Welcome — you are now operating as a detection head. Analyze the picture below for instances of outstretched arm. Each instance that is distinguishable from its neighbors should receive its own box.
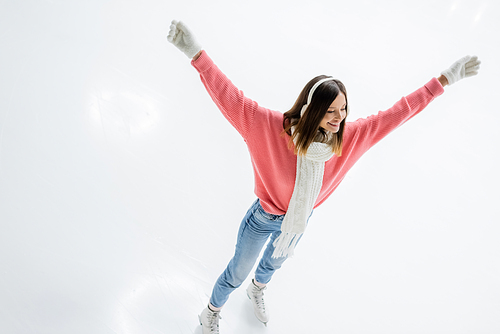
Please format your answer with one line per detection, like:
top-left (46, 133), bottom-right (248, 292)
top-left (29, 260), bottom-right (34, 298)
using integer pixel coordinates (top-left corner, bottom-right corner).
top-left (345, 55), bottom-right (481, 152)
top-left (167, 20), bottom-right (258, 139)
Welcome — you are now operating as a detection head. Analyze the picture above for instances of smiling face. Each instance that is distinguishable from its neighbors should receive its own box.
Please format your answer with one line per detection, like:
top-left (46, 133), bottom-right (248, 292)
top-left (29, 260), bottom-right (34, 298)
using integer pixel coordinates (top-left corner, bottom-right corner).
top-left (319, 93), bottom-right (347, 133)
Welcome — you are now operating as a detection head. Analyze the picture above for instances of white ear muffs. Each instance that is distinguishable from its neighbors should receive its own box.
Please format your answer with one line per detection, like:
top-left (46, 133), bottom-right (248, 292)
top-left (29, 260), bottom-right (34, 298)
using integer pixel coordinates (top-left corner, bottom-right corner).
top-left (300, 104), bottom-right (308, 116)
top-left (300, 77), bottom-right (336, 117)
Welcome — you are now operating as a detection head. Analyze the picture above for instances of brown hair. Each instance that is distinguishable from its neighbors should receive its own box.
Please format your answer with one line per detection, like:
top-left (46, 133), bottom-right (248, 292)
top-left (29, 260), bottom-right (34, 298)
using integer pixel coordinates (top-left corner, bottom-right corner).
top-left (282, 75), bottom-right (348, 156)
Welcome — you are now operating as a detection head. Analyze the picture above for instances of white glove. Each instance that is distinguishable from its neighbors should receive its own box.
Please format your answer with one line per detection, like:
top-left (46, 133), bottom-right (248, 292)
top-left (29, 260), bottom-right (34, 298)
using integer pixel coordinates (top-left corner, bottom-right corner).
top-left (167, 20), bottom-right (202, 59)
top-left (441, 55), bottom-right (481, 85)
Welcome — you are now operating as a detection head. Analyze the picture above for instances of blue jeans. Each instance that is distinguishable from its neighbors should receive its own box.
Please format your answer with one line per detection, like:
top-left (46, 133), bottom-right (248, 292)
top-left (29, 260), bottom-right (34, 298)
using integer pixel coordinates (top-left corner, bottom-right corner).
top-left (209, 199), bottom-right (310, 308)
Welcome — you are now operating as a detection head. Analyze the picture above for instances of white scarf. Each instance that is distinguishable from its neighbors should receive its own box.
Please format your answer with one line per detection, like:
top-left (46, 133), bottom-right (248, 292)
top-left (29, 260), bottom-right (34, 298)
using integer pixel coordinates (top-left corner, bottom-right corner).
top-left (271, 139), bottom-right (334, 258)
top-left (271, 77), bottom-right (337, 258)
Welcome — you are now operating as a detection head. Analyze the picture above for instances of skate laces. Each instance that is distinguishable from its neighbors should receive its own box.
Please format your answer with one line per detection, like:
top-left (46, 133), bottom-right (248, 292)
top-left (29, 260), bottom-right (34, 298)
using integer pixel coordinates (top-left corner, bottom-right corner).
top-left (251, 285), bottom-right (267, 313)
top-left (206, 309), bottom-right (221, 333)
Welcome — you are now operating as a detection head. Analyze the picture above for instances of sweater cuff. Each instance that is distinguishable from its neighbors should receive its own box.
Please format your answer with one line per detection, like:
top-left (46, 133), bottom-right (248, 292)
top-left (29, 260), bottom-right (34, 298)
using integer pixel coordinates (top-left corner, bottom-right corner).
top-left (425, 77), bottom-right (445, 97)
top-left (191, 50), bottom-right (213, 73)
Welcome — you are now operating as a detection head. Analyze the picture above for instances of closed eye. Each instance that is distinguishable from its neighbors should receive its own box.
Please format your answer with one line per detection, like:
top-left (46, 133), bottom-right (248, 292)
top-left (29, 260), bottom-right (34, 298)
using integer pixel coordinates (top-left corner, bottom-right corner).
top-left (328, 108), bottom-right (347, 113)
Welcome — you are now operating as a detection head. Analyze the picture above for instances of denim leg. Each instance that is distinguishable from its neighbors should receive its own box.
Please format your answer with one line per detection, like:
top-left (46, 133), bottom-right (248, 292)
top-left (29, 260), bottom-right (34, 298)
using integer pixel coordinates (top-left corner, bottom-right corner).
top-left (254, 230), bottom-right (297, 284)
top-left (254, 212), bottom-right (312, 284)
top-left (209, 200), bottom-right (279, 308)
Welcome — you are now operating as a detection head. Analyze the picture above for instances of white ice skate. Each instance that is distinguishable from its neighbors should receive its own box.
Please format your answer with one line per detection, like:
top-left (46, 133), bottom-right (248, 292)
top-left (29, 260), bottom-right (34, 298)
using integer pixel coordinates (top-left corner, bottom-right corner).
top-left (198, 306), bottom-right (221, 334)
top-left (246, 279), bottom-right (269, 326)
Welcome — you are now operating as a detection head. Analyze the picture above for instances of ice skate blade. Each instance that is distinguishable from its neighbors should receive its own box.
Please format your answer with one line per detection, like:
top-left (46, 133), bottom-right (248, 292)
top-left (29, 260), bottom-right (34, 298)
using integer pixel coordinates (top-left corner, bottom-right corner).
top-left (198, 314), bottom-right (202, 326)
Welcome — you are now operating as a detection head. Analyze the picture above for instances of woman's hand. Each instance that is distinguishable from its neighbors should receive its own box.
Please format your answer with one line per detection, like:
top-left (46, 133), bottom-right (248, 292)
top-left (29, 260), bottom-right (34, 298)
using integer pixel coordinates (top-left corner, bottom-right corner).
top-left (167, 20), bottom-right (202, 59)
top-left (440, 55), bottom-right (481, 86)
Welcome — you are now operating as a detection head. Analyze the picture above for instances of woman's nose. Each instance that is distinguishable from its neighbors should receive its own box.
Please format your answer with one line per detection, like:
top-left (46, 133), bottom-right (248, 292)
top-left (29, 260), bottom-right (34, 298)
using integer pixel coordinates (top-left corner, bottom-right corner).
top-left (332, 110), bottom-right (342, 120)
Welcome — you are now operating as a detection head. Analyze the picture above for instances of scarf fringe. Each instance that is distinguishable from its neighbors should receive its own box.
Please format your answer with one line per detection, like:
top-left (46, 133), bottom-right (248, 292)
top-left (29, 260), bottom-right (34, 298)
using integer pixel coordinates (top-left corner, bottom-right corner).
top-left (271, 232), bottom-right (302, 258)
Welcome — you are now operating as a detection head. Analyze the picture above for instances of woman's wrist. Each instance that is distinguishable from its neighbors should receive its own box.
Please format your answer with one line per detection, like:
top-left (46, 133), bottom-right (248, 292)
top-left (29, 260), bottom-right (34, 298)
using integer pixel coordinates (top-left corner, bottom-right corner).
top-left (438, 74), bottom-right (449, 87)
top-left (192, 50), bottom-right (203, 61)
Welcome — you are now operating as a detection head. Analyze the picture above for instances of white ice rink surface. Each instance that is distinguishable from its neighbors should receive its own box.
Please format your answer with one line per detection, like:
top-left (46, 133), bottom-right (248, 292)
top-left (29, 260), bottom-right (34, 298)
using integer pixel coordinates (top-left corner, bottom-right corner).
top-left (1, 1), bottom-right (499, 333)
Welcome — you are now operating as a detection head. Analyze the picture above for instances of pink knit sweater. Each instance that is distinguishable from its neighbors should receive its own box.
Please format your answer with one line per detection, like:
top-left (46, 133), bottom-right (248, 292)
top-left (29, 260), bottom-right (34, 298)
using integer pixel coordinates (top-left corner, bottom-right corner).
top-left (192, 51), bottom-right (444, 215)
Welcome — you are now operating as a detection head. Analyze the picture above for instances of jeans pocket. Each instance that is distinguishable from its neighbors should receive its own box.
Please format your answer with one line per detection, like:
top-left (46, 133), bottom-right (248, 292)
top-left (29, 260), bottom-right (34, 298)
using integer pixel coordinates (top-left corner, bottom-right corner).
top-left (255, 206), bottom-right (283, 222)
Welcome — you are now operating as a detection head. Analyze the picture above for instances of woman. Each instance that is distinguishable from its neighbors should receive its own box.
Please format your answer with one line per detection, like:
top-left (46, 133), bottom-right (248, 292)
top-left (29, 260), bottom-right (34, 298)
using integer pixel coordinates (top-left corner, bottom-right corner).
top-left (167, 20), bottom-right (480, 334)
